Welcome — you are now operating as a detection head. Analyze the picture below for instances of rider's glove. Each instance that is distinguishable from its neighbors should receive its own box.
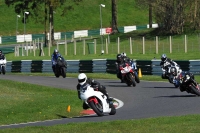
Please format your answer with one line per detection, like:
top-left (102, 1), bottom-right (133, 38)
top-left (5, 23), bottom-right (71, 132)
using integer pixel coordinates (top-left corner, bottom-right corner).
top-left (93, 85), bottom-right (98, 91)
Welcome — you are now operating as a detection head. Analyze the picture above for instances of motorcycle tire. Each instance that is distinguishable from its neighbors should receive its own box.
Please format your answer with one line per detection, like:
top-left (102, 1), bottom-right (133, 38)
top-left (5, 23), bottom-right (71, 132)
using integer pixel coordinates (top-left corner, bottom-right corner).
top-left (55, 72), bottom-right (60, 78)
top-left (88, 101), bottom-right (104, 116)
top-left (189, 84), bottom-right (200, 96)
top-left (109, 103), bottom-right (116, 115)
top-left (2, 66), bottom-right (5, 75)
top-left (135, 74), bottom-right (140, 83)
top-left (61, 67), bottom-right (66, 78)
top-left (128, 73), bottom-right (136, 87)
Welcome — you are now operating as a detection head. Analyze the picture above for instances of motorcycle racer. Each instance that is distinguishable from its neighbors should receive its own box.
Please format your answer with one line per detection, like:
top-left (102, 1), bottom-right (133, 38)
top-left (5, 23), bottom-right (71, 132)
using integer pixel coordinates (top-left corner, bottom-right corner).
top-left (51, 49), bottom-right (66, 74)
top-left (160, 54), bottom-right (181, 79)
top-left (77, 73), bottom-right (112, 109)
top-left (0, 50), bottom-right (6, 73)
top-left (0, 50), bottom-right (5, 60)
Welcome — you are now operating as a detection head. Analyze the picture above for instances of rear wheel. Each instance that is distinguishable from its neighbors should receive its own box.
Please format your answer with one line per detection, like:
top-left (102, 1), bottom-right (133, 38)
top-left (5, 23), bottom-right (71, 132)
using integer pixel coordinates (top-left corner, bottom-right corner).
top-left (88, 101), bottom-right (104, 116)
top-left (135, 73), bottom-right (140, 83)
top-left (2, 66), bottom-right (5, 75)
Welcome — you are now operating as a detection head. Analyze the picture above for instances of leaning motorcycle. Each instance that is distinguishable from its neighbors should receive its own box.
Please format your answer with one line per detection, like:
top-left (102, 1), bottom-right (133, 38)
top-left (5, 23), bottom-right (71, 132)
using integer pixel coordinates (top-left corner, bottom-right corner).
top-left (0, 58), bottom-right (7, 75)
top-left (80, 83), bottom-right (116, 116)
top-left (162, 65), bottom-right (180, 87)
top-left (54, 56), bottom-right (67, 78)
top-left (168, 66), bottom-right (180, 88)
top-left (120, 63), bottom-right (136, 87)
top-left (178, 71), bottom-right (200, 96)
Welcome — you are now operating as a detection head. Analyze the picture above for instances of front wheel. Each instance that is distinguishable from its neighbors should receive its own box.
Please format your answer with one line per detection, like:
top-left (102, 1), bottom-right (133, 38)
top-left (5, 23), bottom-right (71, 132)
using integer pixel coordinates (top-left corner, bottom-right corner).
top-left (61, 67), bottom-right (66, 78)
top-left (88, 101), bottom-right (104, 116)
top-left (190, 84), bottom-right (200, 96)
top-left (109, 103), bottom-right (116, 115)
top-left (128, 73), bottom-right (136, 87)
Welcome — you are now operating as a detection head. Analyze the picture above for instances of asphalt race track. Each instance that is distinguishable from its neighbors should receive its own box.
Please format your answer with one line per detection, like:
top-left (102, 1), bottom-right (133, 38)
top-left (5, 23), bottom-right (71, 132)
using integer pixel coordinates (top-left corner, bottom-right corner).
top-left (1, 74), bottom-right (200, 129)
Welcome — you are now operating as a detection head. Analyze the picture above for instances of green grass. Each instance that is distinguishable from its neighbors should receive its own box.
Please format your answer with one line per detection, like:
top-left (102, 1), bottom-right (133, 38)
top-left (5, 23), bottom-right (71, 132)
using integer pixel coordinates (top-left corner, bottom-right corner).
top-left (0, 0), bottom-right (149, 36)
top-left (0, 79), bottom-right (82, 125)
top-left (1, 115), bottom-right (200, 133)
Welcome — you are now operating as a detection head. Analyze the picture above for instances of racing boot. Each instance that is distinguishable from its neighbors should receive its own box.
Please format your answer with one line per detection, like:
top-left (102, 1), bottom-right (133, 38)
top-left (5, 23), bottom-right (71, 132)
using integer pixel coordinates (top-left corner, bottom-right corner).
top-left (105, 93), bottom-right (113, 107)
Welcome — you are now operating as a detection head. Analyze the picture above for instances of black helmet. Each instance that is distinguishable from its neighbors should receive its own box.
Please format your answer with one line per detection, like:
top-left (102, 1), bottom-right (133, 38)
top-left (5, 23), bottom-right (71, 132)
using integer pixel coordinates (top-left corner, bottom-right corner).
top-left (161, 54), bottom-right (167, 62)
top-left (116, 54), bottom-right (122, 62)
top-left (170, 67), bottom-right (177, 76)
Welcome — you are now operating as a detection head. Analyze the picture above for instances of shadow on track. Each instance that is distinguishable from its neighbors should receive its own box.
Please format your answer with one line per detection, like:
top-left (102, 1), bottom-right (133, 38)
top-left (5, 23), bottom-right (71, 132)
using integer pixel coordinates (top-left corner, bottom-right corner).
top-left (154, 95), bottom-right (197, 98)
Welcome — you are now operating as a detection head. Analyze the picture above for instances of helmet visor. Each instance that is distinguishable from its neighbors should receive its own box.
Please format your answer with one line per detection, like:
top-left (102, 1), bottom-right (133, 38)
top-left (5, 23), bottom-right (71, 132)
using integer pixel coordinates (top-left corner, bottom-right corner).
top-left (78, 78), bottom-right (85, 83)
top-left (161, 58), bottom-right (166, 61)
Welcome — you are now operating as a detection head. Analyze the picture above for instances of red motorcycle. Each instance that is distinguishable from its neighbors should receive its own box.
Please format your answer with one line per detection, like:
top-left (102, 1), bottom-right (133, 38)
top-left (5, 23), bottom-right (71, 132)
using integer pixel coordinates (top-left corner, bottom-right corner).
top-left (120, 63), bottom-right (136, 87)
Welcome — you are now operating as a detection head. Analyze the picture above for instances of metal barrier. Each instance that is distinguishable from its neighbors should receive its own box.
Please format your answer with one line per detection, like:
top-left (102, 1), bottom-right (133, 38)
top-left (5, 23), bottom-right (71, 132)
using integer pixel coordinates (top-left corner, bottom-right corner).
top-left (5, 59), bottom-right (200, 75)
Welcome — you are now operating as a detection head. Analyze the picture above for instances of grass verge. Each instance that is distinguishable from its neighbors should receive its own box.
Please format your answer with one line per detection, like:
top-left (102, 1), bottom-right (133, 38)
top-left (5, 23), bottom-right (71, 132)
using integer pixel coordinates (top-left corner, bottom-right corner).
top-left (0, 79), bottom-right (82, 125)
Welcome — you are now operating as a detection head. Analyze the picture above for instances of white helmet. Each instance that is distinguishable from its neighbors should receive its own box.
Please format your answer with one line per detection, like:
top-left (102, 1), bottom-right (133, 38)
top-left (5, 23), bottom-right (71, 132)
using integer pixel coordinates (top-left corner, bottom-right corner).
top-left (121, 52), bottom-right (126, 57)
top-left (78, 73), bottom-right (87, 85)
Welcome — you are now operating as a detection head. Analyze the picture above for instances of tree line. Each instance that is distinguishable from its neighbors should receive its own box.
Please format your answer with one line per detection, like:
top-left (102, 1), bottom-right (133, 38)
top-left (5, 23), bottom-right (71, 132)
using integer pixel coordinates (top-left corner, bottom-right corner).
top-left (135, 0), bottom-right (200, 34)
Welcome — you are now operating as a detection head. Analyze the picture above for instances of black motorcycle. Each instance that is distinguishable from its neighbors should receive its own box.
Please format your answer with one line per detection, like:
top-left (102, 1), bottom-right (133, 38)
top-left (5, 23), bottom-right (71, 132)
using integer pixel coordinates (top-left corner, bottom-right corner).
top-left (54, 56), bottom-right (67, 78)
top-left (178, 71), bottom-right (200, 96)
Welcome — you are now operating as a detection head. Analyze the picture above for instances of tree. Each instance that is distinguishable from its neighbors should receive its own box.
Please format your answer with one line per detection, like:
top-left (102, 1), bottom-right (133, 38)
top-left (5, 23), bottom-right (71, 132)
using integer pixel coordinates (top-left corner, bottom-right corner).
top-left (135, 0), bottom-right (154, 28)
top-left (111, 0), bottom-right (119, 34)
top-left (186, 0), bottom-right (200, 31)
top-left (4, 0), bottom-right (82, 46)
top-left (153, 0), bottom-right (187, 34)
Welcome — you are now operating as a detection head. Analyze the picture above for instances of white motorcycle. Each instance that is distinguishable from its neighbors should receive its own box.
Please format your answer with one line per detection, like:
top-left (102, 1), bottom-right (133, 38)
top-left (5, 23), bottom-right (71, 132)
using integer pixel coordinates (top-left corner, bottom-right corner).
top-left (0, 58), bottom-right (7, 75)
top-left (80, 83), bottom-right (116, 116)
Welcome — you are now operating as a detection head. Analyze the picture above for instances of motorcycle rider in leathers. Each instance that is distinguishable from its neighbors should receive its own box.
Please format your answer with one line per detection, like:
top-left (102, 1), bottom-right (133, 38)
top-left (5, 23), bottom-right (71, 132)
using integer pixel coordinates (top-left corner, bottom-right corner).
top-left (160, 54), bottom-right (181, 81)
top-left (51, 49), bottom-right (66, 74)
top-left (115, 54), bottom-right (124, 82)
top-left (0, 50), bottom-right (5, 73)
top-left (170, 67), bottom-right (194, 92)
top-left (116, 52), bottom-right (138, 83)
top-left (77, 73), bottom-right (112, 109)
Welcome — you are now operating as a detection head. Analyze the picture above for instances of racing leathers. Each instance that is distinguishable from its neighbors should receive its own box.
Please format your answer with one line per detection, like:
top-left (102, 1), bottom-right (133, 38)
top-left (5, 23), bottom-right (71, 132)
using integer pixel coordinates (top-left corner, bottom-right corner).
top-left (160, 58), bottom-right (181, 79)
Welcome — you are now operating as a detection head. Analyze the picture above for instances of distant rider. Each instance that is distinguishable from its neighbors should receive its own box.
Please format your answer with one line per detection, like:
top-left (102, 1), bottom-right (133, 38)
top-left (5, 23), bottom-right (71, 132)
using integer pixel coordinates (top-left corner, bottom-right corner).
top-left (51, 49), bottom-right (65, 73)
top-left (77, 73), bottom-right (112, 109)
top-left (0, 50), bottom-right (6, 73)
top-left (169, 67), bottom-right (182, 87)
top-left (0, 50), bottom-right (5, 60)
top-left (115, 54), bottom-right (124, 82)
top-left (160, 54), bottom-right (181, 80)
top-left (119, 52), bottom-right (139, 83)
